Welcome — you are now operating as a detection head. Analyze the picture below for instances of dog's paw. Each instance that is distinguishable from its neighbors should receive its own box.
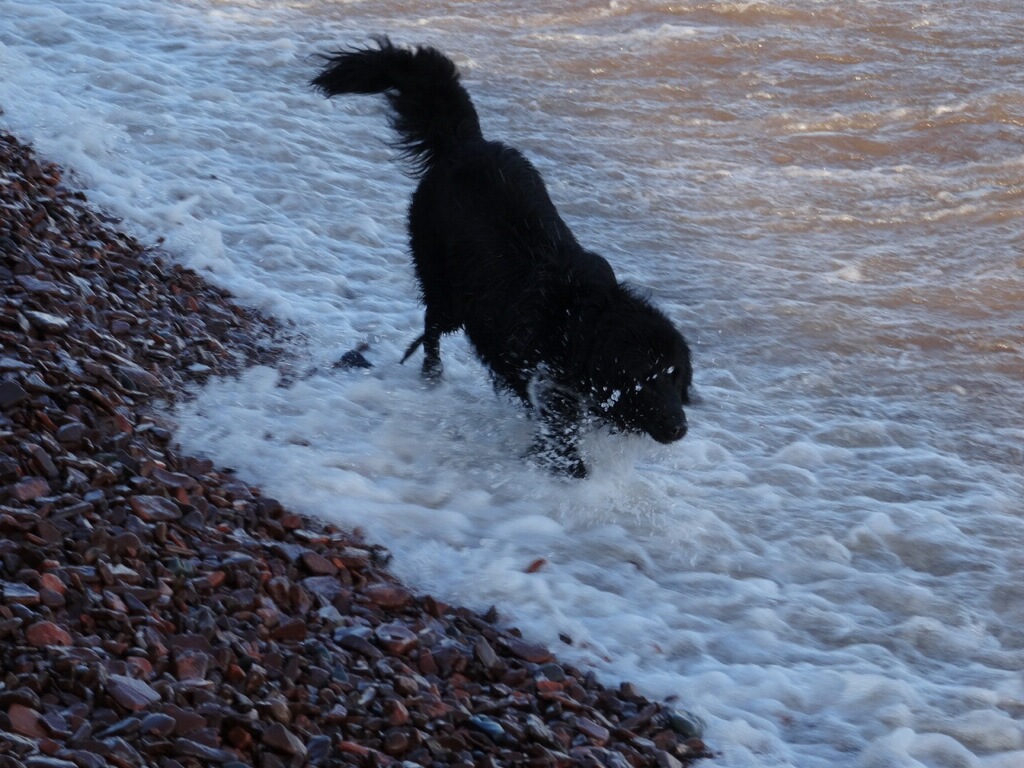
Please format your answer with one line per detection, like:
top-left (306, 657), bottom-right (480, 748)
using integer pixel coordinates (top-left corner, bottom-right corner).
top-left (526, 439), bottom-right (588, 479)
top-left (421, 357), bottom-right (443, 386)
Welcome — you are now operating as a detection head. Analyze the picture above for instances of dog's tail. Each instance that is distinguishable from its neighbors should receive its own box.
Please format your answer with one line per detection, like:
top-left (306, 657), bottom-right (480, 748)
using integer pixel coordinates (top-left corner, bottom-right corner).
top-left (311, 36), bottom-right (483, 175)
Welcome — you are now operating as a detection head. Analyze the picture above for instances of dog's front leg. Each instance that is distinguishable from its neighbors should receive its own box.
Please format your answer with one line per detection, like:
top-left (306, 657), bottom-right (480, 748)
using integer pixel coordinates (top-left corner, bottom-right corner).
top-left (527, 377), bottom-right (587, 478)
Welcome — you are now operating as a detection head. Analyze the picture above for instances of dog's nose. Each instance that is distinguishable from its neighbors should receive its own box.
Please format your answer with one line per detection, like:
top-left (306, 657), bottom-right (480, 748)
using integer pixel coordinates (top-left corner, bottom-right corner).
top-left (668, 420), bottom-right (687, 442)
top-left (651, 413), bottom-right (687, 444)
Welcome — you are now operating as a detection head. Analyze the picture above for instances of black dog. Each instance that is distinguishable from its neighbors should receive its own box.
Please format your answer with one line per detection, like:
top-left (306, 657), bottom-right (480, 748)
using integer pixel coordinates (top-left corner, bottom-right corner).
top-left (312, 38), bottom-right (692, 477)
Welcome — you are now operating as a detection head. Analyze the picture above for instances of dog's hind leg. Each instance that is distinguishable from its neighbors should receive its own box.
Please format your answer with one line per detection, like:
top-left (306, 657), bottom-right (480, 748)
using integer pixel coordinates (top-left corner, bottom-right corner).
top-left (527, 378), bottom-right (587, 478)
top-left (420, 318), bottom-right (443, 383)
top-left (400, 311), bottom-right (446, 384)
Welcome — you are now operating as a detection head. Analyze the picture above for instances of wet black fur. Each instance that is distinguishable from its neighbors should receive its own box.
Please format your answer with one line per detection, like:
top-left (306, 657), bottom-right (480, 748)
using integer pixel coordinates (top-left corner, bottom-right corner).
top-left (312, 37), bottom-right (692, 477)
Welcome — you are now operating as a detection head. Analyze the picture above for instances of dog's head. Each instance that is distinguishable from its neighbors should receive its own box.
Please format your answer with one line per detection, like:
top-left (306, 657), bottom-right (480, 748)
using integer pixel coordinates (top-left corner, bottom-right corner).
top-left (586, 307), bottom-right (692, 444)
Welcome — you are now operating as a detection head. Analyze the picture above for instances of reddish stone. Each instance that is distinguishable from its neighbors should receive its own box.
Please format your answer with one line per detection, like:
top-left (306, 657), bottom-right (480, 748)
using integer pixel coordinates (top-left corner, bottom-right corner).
top-left (525, 557), bottom-right (547, 573)
top-left (10, 476), bottom-right (49, 502)
top-left (25, 620), bottom-right (72, 647)
top-left (334, 547), bottom-right (372, 568)
top-left (576, 716), bottom-right (610, 746)
top-left (423, 595), bottom-right (450, 617)
top-left (112, 532), bottom-right (143, 557)
top-left (501, 636), bottom-right (553, 664)
top-left (125, 657), bottom-right (154, 679)
top-left (174, 650), bottom-right (211, 680)
top-left (375, 622), bottom-right (418, 655)
top-left (8, 703), bottom-right (46, 738)
top-left (337, 741), bottom-right (370, 757)
top-left (364, 582), bottom-right (412, 609)
top-left (411, 693), bottom-right (450, 720)
top-left (279, 513), bottom-right (303, 529)
top-left (270, 617), bottom-right (307, 642)
top-left (226, 663), bottom-right (246, 682)
top-left (37, 736), bottom-right (61, 755)
top-left (385, 699), bottom-right (410, 726)
top-left (417, 647), bottom-right (438, 676)
top-left (128, 494), bottom-right (181, 522)
top-left (226, 725), bottom-right (254, 749)
top-left (164, 704), bottom-right (207, 734)
top-left (255, 607), bottom-right (283, 628)
top-left (300, 550), bottom-right (338, 576)
top-left (39, 572), bottom-right (66, 594)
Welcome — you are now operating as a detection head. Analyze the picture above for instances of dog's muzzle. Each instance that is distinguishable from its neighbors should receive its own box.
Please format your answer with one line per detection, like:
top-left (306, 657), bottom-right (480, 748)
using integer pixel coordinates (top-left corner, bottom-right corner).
top-left (649, 411), bottom-right (688, 444)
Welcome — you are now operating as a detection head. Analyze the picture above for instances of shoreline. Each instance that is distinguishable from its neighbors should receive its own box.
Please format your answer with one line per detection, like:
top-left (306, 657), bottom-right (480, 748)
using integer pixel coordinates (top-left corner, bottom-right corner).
top-left (0, 131), bottom-right (710, 767)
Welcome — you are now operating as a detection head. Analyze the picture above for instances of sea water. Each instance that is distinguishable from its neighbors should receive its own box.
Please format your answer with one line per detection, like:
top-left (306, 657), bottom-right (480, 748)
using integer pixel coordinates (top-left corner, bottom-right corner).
top-left (2, 1), bottom-right (1022, 766)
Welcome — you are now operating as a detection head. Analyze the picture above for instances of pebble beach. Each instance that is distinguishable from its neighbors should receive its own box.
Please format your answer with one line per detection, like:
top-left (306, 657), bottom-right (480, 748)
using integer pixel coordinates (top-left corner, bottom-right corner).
top-left (0, 131), bottom-right (711, 768)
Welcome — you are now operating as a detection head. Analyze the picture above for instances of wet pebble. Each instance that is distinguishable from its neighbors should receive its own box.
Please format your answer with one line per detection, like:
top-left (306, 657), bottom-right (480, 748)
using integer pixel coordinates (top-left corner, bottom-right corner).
top-left (24, 620), bottom-right (72, 647)
top-left (105, 675), bottom-right (161, 711)
top-left (7, 703), bottom-right (47, 739)
top-left (138, 712), bottom-right (176, 737)
top-left (128, 494), bottom-right (181, 522)
top-left (261, 723), bottom-right (306, 758)
top-left (374, 621), bottom-right (418, 655)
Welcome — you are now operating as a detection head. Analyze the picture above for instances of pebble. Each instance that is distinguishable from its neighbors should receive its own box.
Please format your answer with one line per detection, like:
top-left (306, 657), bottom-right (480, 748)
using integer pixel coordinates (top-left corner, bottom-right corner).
top-left (0, 131), bottom-right (711, 768)
top-left (105, 675), bottom-right (161, 711)
top-left (23, 310), bottom-right (70, 333)
top-left (577, 715), bottom-right (611, 746)
top-left (9, 476), bottom-right (50, 502)
top-left (23, 757), bottom-right (79, 768)
top-left (24, 621), bottom-right (72, 647)
top-left (501, 635), bottom-right (556, 664)
top-left (138, 712), bottom-right (176, 736)
top-left (128, 494), bottom-right (181, 521)
top-left (375, 621), bottom-right (418, 655)
top-left (8, 703), bottom-right (47, 739)
top-left (261, 723), bottom-right (307, 758)
top-left (364, 581), bottom-right (413, 608)
top-left (2, 581), bottom-right (41, 606)
top-left (0, 379), bottom-right (29, 408)
top-left (300, 550), bottom-right (338, 575)
top-left (469, 714), bottom-right (507, 741)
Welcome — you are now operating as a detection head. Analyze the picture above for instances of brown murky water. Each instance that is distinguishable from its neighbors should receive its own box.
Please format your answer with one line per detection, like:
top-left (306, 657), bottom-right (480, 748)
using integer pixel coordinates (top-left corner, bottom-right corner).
top-left (319, 0), bottom-right (1023, 471)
